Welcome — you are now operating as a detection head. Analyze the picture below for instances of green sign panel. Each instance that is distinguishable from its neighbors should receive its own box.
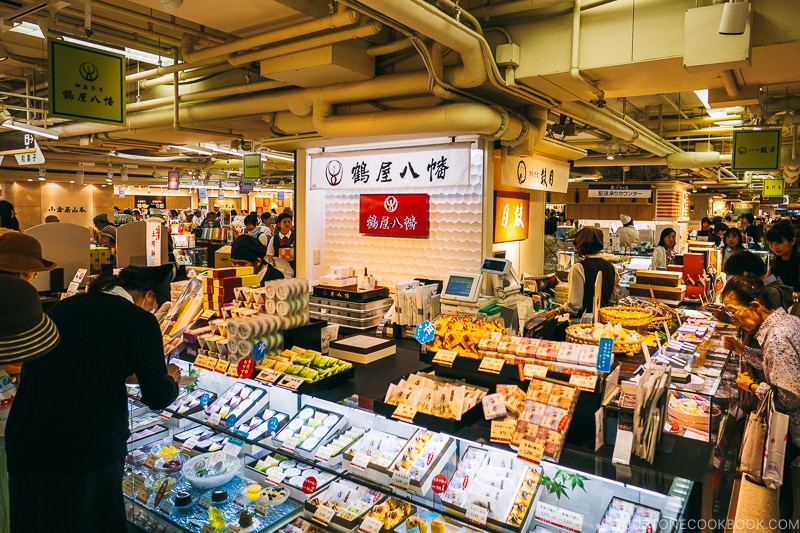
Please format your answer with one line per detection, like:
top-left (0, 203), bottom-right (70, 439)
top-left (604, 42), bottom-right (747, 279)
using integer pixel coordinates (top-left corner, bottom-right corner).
top-left (49, 39), bottom-right (125, 125)
top-left (732, 130), bottom-right (781, 171)
top-left (763, 178), bottom-right (785, 197)
top-left (243, 153), bottom-right (261, 179)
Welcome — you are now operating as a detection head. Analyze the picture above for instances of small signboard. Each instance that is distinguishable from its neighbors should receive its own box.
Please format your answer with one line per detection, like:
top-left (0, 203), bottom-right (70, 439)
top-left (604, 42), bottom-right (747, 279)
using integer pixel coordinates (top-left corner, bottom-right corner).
top-left (733, 130), bottom-right (781, 170)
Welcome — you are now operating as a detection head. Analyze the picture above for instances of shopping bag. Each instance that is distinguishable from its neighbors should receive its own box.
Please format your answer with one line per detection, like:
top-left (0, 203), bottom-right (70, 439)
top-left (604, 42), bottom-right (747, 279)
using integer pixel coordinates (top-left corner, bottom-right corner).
top-left (762, 392), bottom-right (789, 489)
top-left (738, 389), bottom-right (770, 482)
top-left (0, 369), bottom-right (16, 437)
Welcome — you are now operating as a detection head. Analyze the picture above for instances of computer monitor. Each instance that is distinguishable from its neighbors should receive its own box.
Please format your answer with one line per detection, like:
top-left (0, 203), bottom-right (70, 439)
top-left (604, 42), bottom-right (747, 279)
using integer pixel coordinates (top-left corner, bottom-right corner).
top-left (481, 257), bottom-right (511, 276)
top-left (441, 272), bottom-right (482, 303)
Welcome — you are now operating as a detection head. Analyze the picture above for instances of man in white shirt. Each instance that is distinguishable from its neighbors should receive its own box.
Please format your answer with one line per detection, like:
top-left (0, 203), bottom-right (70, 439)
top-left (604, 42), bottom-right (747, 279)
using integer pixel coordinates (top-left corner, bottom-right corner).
top-left (617, 214), bottom-right (640, 249)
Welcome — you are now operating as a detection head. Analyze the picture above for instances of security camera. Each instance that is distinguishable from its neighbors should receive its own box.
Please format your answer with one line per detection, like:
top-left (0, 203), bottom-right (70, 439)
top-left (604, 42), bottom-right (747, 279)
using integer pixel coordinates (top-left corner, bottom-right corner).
top-left (593, 99), bottom-right (607, 109)
top-left (84, 26), bottom-right (93, 38)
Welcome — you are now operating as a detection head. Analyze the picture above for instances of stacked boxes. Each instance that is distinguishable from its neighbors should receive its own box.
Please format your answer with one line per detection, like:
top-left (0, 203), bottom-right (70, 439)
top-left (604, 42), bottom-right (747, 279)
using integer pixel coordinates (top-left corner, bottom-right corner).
top-left (201, 266), bottom-right (257, 312)
top-left (90, 246), bottom-right (112, 272)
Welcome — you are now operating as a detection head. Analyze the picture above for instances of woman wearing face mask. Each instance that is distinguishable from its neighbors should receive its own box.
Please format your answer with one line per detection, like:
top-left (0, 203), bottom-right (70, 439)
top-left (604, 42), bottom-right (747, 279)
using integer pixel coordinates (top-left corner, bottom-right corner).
top-left (6, 264), bottom-right (180, 533)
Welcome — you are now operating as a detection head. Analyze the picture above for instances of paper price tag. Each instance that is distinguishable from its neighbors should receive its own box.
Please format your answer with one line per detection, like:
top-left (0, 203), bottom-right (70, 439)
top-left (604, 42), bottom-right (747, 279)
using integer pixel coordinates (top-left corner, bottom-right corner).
top-left (391, 403), bottom-right (418, 422)
top-left (432, 349), bottom-right (458, 367)
top-left (359, 516), bottom-right (385, 533)
top-left (182, 437), bottom-right (200, 450)
top-left (208, 413), bottom-right (222, 426)
top-left (466, 503), bottom-right (490, 526)
top-left (519, 363), bottom-right (548, 381)
top-left (390, 470), bottom-right (411, 491)
top-left (517, 437), bottom-right (545, 465)
top-left (135, 488), bottom-right (150, 505)
top-left (314, 445), bottom-right (335, 463)
top-left (233, 492), bottom-right (249, 507)
top-left (227, 526), bottom-right (242, 533)
top-left (349, 451), bottom-right (372, 471)
top-left (266, 468), bottom-right (286, 485)
top-left (159, 410), bottom-right (173, 420)
top-left (280, 435), bottom-right (299, 452)
top-left (478, 357), bottom-right (505, 374)
top-left (158, 498), bottom-right (174, 515)
top-left (534, 501), bottom-right (583, 533)
top-left (490, 420), bottom-right (516, 443)
top-left (122, 474), bottom-right (145, 496)
top-left (214, 358), bottom-right (230, 373)
top-left (278, 375), bottom-right (305, 391)
top-left (194, 355), bottom-right (216, 370)
top-left (312, 504), bottom-right (337, 526)
top-left (569, 374), bottom-right (598, 392)
top-left (255, 368), bottom-right (283, 384)
top-left (201, 523), bottom-right (216, 533)
top-left (143, 454), bottom-right (158, 469)
top-left (254, 500), bottom-right (269, 516)
top-left (222, 440), bottom-right (243, 458)
top-left (198, 492), bottom-right (212, 509)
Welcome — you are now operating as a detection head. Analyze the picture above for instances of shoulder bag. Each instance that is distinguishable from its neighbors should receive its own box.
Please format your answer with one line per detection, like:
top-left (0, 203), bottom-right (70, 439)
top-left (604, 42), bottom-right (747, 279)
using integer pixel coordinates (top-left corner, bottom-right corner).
top-left (738, 388), bottom-right (770, 483)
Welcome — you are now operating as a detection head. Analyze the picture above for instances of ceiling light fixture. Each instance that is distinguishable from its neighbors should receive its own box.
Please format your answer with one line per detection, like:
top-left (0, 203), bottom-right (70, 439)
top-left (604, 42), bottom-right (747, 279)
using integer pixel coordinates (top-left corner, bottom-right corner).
top-left (701, 184), bottom-right (708, 189)
top-left (169, 144), bottom-right (213, 156)
top-left (2, 119), bottom-right (59, 139)
top-left (60, 35), bottom-right (174, 66)
top-left (719, 0), bottom-right (749, 35)
top-left (606, 145), bottom-right (615, 161)
top-left (38, 168), bottom-right (45, 181)
top-left (260, 152), bottom-right (295, 162)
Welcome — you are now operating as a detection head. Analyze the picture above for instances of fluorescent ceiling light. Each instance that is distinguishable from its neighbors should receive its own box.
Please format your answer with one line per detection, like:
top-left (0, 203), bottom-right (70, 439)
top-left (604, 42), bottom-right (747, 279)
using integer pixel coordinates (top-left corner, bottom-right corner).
top-left (208, 146), bottom-right (243, 157)
top-left (2, 119), bottom-right (59, 139)
top-left (170, 144), bottom-right (213, 156)
top-left (9, 22), bottom-right (44, 38)
top-left (261, 151), bottom-right (294, 162)
top-left (60, 36), bottom-right (174, 66)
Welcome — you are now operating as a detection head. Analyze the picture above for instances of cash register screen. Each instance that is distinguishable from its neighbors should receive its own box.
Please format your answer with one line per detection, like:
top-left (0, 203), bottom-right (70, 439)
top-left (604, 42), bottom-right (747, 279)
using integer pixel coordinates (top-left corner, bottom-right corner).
top-left (442, 272), bottom-right (481, 303)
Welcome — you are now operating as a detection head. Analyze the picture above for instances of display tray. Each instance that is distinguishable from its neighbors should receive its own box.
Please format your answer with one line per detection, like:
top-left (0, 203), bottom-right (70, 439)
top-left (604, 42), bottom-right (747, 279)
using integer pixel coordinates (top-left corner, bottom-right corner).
top-left (598, 496), bottom-right (661, 533)
top-left (296, 365), bottom-right (355, 394)
top-left (245, 452), bottom-right (339, 501)
top-left (310, 296), bottom-right (394, 312)
top-left (310, 310), bottom-right (386, 329)
top-left (329, 334), bottom-right (396, 364)
top-left (304, 478), bottom-right (385, 533)
top-left (312, 285), bottom-right (390, 303)
top-left (373, 393), bottom-right (483, 435)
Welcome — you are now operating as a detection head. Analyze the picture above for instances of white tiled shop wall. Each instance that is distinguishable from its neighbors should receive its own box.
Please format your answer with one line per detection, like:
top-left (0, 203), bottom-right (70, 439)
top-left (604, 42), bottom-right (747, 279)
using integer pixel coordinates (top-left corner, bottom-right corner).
top-left (322, 153), bottom-right (484, 288)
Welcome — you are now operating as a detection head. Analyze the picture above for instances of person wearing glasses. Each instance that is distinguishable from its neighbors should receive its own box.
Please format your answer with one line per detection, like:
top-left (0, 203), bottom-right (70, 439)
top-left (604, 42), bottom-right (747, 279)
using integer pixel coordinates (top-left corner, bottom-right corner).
top-left (722, 274), bottom-right (800, 523)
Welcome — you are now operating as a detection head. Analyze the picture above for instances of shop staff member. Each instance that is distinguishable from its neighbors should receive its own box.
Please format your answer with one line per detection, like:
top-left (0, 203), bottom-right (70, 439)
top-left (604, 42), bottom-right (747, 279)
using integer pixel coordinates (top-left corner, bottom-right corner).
top-left (617, 214), bottom-right (639, 249)
top-left (564, 227), bottom-right (619, 318)
top-left (6, 264), bottom-right (181, 533)
top-left (268, 212), bottom-right (295, 275)
top-left (230, 235), bottom-right (284, 284)
top-left (651, 227), bottom-right (677, 269)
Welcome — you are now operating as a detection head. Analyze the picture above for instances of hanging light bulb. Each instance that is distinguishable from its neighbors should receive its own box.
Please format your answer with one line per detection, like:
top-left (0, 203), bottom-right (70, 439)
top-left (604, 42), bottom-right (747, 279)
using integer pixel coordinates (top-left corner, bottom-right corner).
top-left (38, 168), bottom-right (46, 181)
top-left (606, 145), bottom-right (615, 161)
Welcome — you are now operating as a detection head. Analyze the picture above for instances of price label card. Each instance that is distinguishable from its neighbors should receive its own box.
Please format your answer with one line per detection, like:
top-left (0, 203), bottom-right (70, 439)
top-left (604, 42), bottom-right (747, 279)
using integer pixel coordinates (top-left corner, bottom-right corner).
top-left (278, 375), bottom-right (305, 391)
top-left (143, 454), bottom-right (158, 469)
top-left (182, 437), bottom-right (200, 450)
top-left (227, 526), bottom-right (242, 533)
top-left (478, 357), bottom-right (505, 374)
top-left (159, 410), bottom-right (173, 420)
top-left (233, 492), bottom-right (249, 507)
top-left (534, 501), bottom-right (584, 533)
top-left (490, 420), bottom-right (516, 443)
top-left (222, 440), bottom-right (243, 458)
top-left (597, 337), bottom-right (614, 372)
top-left (122, 474), bottom-right (145, 496)
top-left (201, 523), bottom-right (216, 533)
top-left (255, 368), bottom-right (283, 384)
top-left (314, 445), bottom-right (335, 463)
top-left (569, 374), bottom-right (598, 392)
top-left (194, 355), bottom-right (216, 370)
top-left (135, 488), bottom-right (151, 505)
top-left (198, 492), bottom-right (212, 509)
top-left (280, 435), bottom-right (299, 452)
top-left (312, 504), bottom-right (337, 526)
top-left (432, 349), bottom-right (458, 367)
top-left (158, 498), bottom-right (174, 515)
top-left (254, 500), bottom-right (269, 516)
top-left (302, 477), bottom-right (318, 494)
top-left (214, 358), bottom-right (230, 373)
top-left (359, 516), bottom-right (385, 533)
top-left (349, 451), bottom-right (372, 471)
top-left (390, 470), bottom-right (411, 491)
top-left (466, 503), bottom-right (490, 526)
top-left (266, 468), bottom-right (287, 485)
top-left (519, 363), bottom-right (548, 381)
top-left (391, 403), bottom-right (418, 422)
top-left (208, 413), bottom-right (222, 426)
top-left (517, 437), bottom-right (545, 465)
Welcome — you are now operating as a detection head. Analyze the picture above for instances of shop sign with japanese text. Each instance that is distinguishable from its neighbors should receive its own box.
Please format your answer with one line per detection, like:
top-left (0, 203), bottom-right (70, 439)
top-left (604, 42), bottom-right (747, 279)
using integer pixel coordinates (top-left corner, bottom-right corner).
top-left (587, 184), bottom-right (652, 198)
top-left (134, 195), bottom-right (167, 210)
top-left (762, 178), bottom-right (784, 197)
top-left (0, 131), bottom-right (36, 155)
top-left (49, 39), bottom-right (125, 125)
top-left (359, 194), bottom-right (429, 237)
top-left (733, 130), bottom-right (781, 171)
top-left (14, 141), bottom-right (45, 165)
top-left (310, 143), bottom-right (471, 190)
top-left (146, 222), bottom-right (163, 266)
top-left (41, 183), bottom-right (93, 226)
top-left (494, 191), bottom-right (529, 243)
top-left (501, 153), bottom-right (570, 193)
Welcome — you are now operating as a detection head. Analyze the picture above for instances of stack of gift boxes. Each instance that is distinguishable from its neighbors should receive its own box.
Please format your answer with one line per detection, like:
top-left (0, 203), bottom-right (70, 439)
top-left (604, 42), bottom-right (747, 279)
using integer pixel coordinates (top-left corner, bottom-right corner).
top-left (202, 266), bottom-right (260, 312)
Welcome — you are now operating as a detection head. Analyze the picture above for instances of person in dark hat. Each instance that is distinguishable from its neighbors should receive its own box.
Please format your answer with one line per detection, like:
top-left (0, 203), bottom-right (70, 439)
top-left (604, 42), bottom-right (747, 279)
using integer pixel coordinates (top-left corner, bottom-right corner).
top-left (231, 235), bottom-right (284, 284)
top-left (0, 232), bottom-right (57, 283)
top-left (267, 212), bottom-right (295, 276)
top-left (563, 227), bottom-right (619, 318)
top-left (6, 264), bottom-right (180, 533)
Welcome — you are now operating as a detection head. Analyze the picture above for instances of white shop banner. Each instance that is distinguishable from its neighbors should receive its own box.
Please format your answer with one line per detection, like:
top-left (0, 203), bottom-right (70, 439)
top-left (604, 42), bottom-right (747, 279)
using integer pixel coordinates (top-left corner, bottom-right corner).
top-left (501, 152), bottom-right (570, 193)
top-left (309, 142), bottom-right (471, 190)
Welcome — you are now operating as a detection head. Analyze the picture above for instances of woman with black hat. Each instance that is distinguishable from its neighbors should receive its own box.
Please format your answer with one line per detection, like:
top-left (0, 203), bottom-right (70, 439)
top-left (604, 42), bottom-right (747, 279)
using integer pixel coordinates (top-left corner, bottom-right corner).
top-left (231, 235), bottom-right (284, 284)
top-left (563, 227), bottom-right (619, 318)
top-left (6, 264), bottom-right (181, 533)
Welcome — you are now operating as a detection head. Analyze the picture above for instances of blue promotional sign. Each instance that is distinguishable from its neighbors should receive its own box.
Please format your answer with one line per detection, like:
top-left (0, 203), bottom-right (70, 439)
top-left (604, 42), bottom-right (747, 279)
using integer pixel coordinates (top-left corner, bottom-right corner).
top-left (414, 320), bottom-right (436, 345)
top-left (199, 393), bottom-right (210, 407)
top-left (267, 416), bottom-right (280, 432)
top-left (597, 337), bottom-right (614, 372)
top-left (229, 430), bottom-right (248, 447)
top-left (277, 191), bottom-right (285, 201)
top-left (225, 414), bottom-right (237, 429)
top-left (253, 340), bottom-right (266, 362)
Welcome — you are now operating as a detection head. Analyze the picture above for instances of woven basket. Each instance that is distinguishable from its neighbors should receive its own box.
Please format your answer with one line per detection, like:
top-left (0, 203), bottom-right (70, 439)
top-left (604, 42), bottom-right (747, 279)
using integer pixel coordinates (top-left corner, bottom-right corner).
top-left (598, 306), bottom-right (655, 328)
top-left (565, 324), bottom-right (642, 355)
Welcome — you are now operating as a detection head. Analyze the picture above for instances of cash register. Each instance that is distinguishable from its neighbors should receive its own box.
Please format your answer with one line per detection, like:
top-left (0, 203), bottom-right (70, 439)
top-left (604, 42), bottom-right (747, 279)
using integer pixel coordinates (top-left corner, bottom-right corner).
top-left (438, 271), bottom-right (492, 317)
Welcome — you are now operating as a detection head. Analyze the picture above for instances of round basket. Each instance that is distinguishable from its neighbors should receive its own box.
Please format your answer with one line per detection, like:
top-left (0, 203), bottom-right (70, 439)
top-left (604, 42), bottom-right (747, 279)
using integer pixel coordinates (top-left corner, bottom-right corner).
top-left (565, 324), bottom-right (643, 355)
top-left (598, 306), bottom-right (655, 329)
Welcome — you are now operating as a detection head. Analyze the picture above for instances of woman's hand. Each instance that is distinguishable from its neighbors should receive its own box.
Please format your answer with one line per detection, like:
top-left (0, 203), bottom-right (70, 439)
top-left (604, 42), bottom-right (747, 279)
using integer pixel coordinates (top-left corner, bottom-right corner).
top-left (723, 335), bottom-right (744, 354)
top-left (166, 363), bottom-right (181, 383)
top-left (736, 371), bottom-right (756, 392)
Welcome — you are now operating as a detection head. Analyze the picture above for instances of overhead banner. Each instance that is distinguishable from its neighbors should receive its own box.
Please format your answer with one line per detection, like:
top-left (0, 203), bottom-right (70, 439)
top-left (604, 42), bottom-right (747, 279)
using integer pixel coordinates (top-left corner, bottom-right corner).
top-left (732, 130), bottom-right (781, 170)
top-left (243, 153), bottom-right (261, 179)
top-left (167, 171), bottom-right (180, 191)
top-left (762, 177), bottom-right (784, 197)
top-left (49, 38), bottom-right (126, 125)
top-left (14, 140), bottom-right (45, 165)
top-left (501, 152), bottom-right (570, 193)
top-left (134, 195), bottom-right (166, 210)
top-left (494, 191), bottom-right (530, 243)
top-left (587, 184), bottom-right (652, 198)
top-left (359, 194), bottom-right (429, 237)
top-left (310, 142), bottom-right (471, 190)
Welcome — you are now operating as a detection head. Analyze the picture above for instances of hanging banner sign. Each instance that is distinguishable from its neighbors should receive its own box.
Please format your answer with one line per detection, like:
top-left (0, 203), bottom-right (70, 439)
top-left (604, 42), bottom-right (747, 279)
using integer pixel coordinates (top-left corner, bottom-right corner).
top-left (118, 186), bottom-right (126, 199)
top-left (49, 39), bottom-right (126, 125)
top-left (198, 187), bottom-right (207, 200)
top-left (134, 195), bottom-right (166, 210)
top-left (239, 180), bottom-right (255, 194)
top-left (168, 171), bottom-right (180, 191)
top-left (243, 153), bottom-right (261, 179)
top-left (762, 178), bottom-right (784, 197)
top-left (501, 152), bottom-right (570, 193)
top-left (733, 130), bottom-right (781, 170)
top-left (494, 191), bottom-right (530, 243)
top-left (310, 142), bottom-right (471, 190)
top-left (587, 184), bottom-right (652, 198)
top-left (0, 131), bottom-right (36, 155)
top-left (359, 194), bottom-right (429, 237)
top-left (14, 141), bottom-right (45, 165)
